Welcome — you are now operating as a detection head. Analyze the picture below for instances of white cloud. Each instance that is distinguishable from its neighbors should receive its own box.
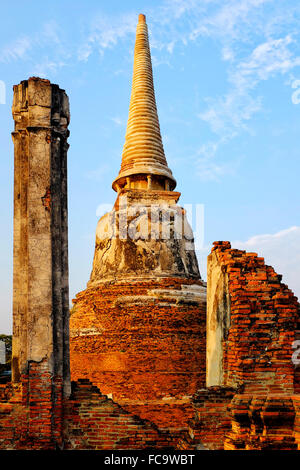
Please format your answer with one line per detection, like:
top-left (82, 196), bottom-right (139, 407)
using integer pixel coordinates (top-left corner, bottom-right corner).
top-left (196, 159), bottom-right (228, 181)
top-left (0, 20), bottom-right (69, 76)
top-left (160, 0), bottom-right (200, 21)
top-left (234, 35), bottom-right (300, 86)
top-left (199, 92), bottom-right (262, 137)
top-left (110, 116), bottom-right (124, 126)
top-left (222, 46), bottom-right (235, 62)
top-left (198, 33), bottom-right (300, 140)
top-left (188, 0), bottom-right (272, 44)
top-left (42, 21), bottom-right (62, 45)
top-left (1, 36), bottom-right (32, 61)
top-left (78, 12), bottom-right (137, 61)
top-left (197, 226), bottom-right (300, 300)
top-left (193, 133), bottom-right (243, 182)
top-left (185, 2), bottom-right (300, 164)
top-left (195, 139), bottom-right (239, 181)
top-left (75, 0), bottom-right (273, 60)
top-left (32, 60), bottom-right (67, 78)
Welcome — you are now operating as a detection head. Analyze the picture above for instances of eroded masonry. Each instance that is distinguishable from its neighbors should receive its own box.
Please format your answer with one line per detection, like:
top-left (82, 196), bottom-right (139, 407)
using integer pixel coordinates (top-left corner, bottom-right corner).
top-left (0, 14), bottom-right (299, 450)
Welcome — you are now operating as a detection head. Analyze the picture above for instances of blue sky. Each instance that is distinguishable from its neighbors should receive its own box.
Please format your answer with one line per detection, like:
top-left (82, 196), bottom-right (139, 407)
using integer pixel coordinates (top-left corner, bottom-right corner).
top-left (1, 0), bottom-right (300, 333)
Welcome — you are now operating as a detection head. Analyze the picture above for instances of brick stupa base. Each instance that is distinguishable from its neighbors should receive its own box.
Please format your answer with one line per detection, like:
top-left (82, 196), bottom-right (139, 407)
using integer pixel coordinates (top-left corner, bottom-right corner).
top-left (70, 277), bottom-right (206, 431)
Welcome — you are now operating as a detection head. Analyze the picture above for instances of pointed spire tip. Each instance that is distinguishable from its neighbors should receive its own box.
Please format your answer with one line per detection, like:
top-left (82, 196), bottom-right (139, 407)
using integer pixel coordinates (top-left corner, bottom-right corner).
top-left (112, 10), bottom-right (176, 192)
top-left (138, 13), bottom-right (146, 23)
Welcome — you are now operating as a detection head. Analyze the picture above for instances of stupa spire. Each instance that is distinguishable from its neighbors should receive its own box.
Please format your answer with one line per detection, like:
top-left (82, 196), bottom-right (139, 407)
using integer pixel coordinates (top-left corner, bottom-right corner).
top-left (112, 14), bottom-right (176, 192)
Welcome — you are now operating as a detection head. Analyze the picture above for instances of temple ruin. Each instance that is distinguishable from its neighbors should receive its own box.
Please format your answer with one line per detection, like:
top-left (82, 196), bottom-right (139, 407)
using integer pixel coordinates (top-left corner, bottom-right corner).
top-left (0, 14), bottom-right (299, 450)
top-left (69, 13), bottom-right (206, 433)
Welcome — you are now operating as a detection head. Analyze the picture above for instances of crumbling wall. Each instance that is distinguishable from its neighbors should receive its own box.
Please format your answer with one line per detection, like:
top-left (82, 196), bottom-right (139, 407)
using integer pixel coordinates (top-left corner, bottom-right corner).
top-left (0, 362), bottom-right (63, 450)
top-left (0, 377), bottom-right (178, 450)
top-left (207, 241), bottom-right (299, 394)
top-left (63, 380), bottom-right (175, 449)
top-left (225, 394), bottom-right (297, 450)
top-left (178, 386), bottom-right (236, 450)
top-left (70, 277), bottom-right (206, 432)
top-left (181, 241), bottom-right (300, 451)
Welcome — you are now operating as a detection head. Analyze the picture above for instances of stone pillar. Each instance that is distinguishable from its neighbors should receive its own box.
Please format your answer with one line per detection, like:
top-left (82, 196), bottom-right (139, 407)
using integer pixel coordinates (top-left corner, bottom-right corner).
top-left (11, 77), bottom-right (70, 402)
top-left (206, 246), bottom-right (231, 387)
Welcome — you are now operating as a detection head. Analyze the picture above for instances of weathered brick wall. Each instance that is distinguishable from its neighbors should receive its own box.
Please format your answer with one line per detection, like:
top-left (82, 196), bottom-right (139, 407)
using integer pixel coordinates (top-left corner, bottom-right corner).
top-left (177, 386), bottom-right (236, 450)
top-left (121, 401), bottom-right (195, 433)
top-left (2, 241), bottom-right (299, 450)
top-left (179, 390), bottom-right (299, 450)
top-left (0, 360), bottom-right (64, 450)
top-left (188, 387), bottom-right (236, 450)
top-left (70, 278), bottom-right (206, 431)
top-left (0, 389), bottom-right (28, 449)
top-left (180, 242), bottom-right (300, 451)
top-left (225, 394), bottom-right (297, 450)
top-left (63, 379), bottom-right (176, 449)
top-left (0, 377), bottom-right (178, 450)
top-left (207, 241), bottom-right (299, 394)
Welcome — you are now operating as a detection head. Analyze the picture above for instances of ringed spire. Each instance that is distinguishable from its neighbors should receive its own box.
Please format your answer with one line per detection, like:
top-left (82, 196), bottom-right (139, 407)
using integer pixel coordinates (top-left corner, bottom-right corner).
top-left (112, 14), bottom-right (176, 192)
